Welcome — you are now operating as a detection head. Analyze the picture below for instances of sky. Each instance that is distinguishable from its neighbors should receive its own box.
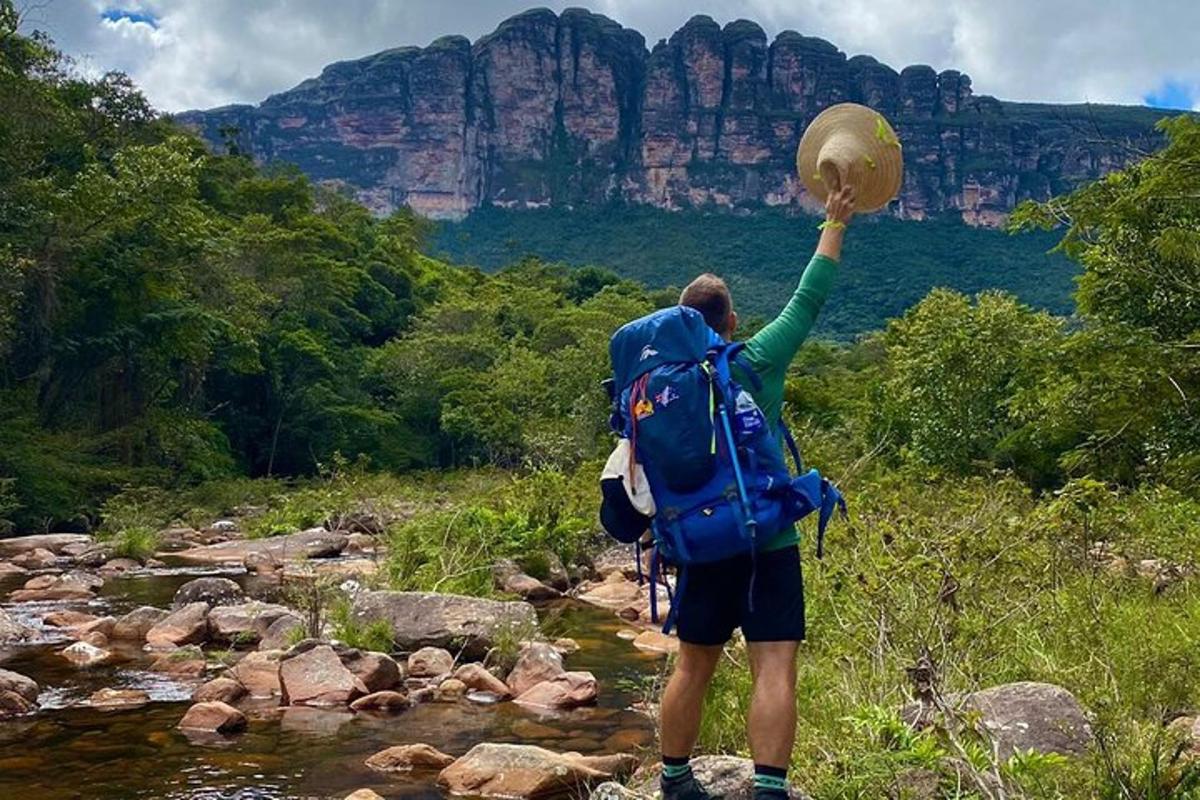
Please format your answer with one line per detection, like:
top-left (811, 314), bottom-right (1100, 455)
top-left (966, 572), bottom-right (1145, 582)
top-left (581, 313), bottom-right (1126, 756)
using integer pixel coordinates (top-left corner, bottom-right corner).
top-left (19, 0), bottom-right (1200, 114)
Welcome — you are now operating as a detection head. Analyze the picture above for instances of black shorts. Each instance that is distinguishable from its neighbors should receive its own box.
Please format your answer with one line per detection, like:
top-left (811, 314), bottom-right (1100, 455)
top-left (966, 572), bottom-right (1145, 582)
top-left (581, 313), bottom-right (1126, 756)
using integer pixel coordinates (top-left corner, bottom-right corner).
top-left (674, 545), bottom-right (805, 646)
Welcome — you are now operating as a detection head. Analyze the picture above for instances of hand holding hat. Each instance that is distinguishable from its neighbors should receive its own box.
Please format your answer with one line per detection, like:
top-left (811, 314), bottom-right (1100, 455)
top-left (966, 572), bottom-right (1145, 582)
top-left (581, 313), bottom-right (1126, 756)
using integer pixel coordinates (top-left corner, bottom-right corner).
top-left (797, 103), bottom-right (904, 214)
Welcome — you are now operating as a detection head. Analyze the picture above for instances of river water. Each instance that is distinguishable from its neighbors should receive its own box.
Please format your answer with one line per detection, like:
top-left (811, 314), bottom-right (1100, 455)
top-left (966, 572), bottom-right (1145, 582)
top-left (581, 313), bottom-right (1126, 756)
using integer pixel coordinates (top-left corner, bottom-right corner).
top-left (0, 565), bottom-right (662, 799)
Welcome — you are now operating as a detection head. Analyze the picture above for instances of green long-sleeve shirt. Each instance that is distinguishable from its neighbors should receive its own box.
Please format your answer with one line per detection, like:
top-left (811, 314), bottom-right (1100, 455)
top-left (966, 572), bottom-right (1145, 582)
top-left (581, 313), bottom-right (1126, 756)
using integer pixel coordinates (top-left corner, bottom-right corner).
top-left (732, 253), bottom-right (839, 551)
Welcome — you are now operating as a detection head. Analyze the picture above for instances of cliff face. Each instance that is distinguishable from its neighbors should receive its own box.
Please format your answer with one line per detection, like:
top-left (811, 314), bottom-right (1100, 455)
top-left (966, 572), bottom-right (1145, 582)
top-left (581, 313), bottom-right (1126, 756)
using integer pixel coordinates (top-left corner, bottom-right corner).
top-left (178, 7), bottom-right (1168, 226)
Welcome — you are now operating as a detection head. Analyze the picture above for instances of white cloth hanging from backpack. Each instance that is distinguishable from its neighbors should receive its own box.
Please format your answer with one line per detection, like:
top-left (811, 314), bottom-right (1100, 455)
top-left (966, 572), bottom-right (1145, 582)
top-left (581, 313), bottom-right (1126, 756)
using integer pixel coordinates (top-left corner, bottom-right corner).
top-left (601, 438), bottom-right (655, 516)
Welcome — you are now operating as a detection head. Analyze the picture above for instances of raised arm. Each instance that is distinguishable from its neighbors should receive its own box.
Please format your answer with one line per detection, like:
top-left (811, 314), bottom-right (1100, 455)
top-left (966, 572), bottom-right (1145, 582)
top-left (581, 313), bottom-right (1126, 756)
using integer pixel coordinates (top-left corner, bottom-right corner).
top-left (744, 185), bottom-right (856, 375)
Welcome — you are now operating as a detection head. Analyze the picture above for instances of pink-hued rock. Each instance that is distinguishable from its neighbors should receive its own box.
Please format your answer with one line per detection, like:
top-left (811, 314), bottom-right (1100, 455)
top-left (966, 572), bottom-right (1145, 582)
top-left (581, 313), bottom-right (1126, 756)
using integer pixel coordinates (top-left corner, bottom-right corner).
top-left (193, 677), bottom-right (247, 704)
top-left (11, 547), bottom-right (57, 570)
top-left (90, 688), bottom-right (149, 709)
top-left (408, 646), bottom-right (454, 678)
top-left (279, 645), bottom-right (368, 706)
top-left (9, 571), bottom-right (101, 602)
top-left (229, 650), bottom-right (283, 697)
top-left (111, 606), bottom-right (169, 641)
top-left (437, 743), bottom-right (637, 799)
top-left (59, 641), bottom-right (111, 667)
top-left (146, 602), bottom-right (210, 648)
top-left (178, 701), bottom-right (247, 734)
top-left (43, 610), bottom-right (99, 629)
top-left (454, 663), bottom-right (512, 698)
top-left (344, 651), bottom-right (402, 693)
top-left (0, 607), bottom-right (35, 644)
top-left (0, 668), bottom-right (38, 718)
top-left (349, 690), bottom-right (409, 712)
top-left (514, 671), bottom-right (598, 710)
top-left (150, 645), bottom-right (207, 678)
top-left (0, 534), bottom-right (90, 559)
top-left (505, 643), bottom-right (564, 696)
top-left (632, 629), bottom-right (679, 655)
top-left (366, 742), bottom-right (455, 773)
top-left (171, 528), bottom-right (347, 565)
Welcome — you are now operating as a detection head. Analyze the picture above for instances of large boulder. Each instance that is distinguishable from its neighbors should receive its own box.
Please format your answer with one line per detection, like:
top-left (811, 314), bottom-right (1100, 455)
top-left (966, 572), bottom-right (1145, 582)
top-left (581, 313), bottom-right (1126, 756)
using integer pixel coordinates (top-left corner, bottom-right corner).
top-left (172, 577), bottom-right (244, 609)
top-left (955, 682), bottom-right (1092, 758)
top-left (207, 601), bottom-right (294, 643)
top-left (0, 668), bottom-right (38, 718)
top-left (351, 591), bottom-right (537, 659)
top-left (349, 690), bottom-right (409, 712)
top-left (438, 743), bottom-right (637, 800)
top-left (454, 663), bottom-right (512, 698)
top-left (111, 606), bottom-right (170, 641)
top-left (514, 671), bottom-right (598, 710)
top-left (150, 645), bottom-right (207, 678)
top-left (367, 743), bottom-right (455, 773)
top-left (259, 613), bottom-right (305, 651)
top-left (0, 533), bottom-right (91, 559)
top-left (343, 651), bottom-right (402, 693)
top-left (228, 650), bottom-right (283, 697)
top-left (172, 528), bottom-right (348, 565)
top-left (178, 701), bottom-right (247, 734)
top-left (145, 602), bottom-right (210, 648)
top-left (10, 547), bottom-right (58, 570)
top-left (506, 643), bottom-right (565, 696)
top-left (193, 677), bottom-right (247, 704)
top-left (279, 644), bottom-right (368, 706)
top-left (0, 607), bottom-right (35, 643)
top-left (630, 756), bottom-right (807, 800)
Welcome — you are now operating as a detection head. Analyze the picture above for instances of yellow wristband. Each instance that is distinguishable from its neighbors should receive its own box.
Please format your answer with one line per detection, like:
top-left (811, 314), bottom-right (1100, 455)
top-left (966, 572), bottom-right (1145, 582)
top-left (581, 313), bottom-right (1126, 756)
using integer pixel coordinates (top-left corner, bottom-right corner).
top-left (818, 220), bottom-right (846, 231)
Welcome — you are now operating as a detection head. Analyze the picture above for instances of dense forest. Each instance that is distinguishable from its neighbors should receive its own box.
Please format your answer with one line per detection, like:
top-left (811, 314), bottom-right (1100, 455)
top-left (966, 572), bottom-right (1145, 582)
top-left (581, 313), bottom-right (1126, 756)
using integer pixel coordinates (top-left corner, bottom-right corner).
top-left (432, 207), bottom-right (1075, 338)
top-left (3, 3), bottom-right (1200, 796)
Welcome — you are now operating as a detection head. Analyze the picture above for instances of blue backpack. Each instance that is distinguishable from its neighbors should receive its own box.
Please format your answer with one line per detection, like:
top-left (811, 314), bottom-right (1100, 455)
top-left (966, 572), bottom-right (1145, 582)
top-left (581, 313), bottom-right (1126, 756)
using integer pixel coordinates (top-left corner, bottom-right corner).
top-left (603, 306), bottom-right (846, 633)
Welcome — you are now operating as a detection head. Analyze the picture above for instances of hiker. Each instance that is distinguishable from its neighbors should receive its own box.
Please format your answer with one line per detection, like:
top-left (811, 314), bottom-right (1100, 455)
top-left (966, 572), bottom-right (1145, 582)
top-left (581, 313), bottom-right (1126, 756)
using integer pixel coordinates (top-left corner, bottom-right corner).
top-left (656, 181), bottom-right (855, 800)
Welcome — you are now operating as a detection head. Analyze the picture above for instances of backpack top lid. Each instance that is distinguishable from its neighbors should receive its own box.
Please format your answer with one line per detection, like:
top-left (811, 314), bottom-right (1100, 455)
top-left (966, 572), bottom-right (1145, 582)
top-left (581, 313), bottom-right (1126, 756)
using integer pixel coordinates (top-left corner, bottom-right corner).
top-left (610, 306), bottom-right (721, 389)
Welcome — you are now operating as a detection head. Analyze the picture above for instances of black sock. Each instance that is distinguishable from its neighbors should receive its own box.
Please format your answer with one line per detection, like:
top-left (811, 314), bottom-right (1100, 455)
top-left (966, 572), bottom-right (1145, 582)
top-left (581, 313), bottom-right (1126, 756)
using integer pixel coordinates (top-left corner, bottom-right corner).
top-left (662, 755), bottom-right (692, 783)
top-left (753, 764), bottom-right (788, 798)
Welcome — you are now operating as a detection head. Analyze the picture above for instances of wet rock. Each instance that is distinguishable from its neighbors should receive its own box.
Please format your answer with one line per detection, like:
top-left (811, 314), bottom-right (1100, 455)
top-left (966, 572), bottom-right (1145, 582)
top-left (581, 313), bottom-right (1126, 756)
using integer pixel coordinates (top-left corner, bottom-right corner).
top-left (10, 547), bottom-right (57, 570)
top-left (229, 650), bottom-right (284, 697)
top-left (631, 756), bottom-right (806, 800)
top-left (367, 742), bottom-right (455, 773)
top-left (111, 606), bottom-right (169, 641)
top-left (90, 688), bottom-right (149, 710)
top-left (178, 701), bottom-right (247, 734)
top-left (278, 705), bottom-right (354, 736)
top-left (193, 677), bottom-right (247, 704)
top-left (454, 663), bottom-right (512, 698)
top-left (173, 528), bottom-right (347, 565)
top-left (0, 533), bottom-right (91, 559)
top-left (436, 678), bottom-right (468, 701)
top-left (511, 719), bottom-right (567, 740)
top-left (514, 671), bottom-right (598, 710)
top-left (0, 607), bottom-right (35, 643)
top-left (79, 630), bottom-right (109, 648)
top-left (552, 637), bottom-right (580, 655)
top-left (344, 651), bottom-right (402, 692)
top-left (0, 561), bottom-right (28, 579)
top-left (632, 629), bottom-right (678, 655)
top-left (408, 646), bottom-right (454, 678)
top-left (172, 577), bottom-right (244, 609)
top-left (208, 601), bottom-right (294, 644)
top-left (146, 602), bottom-right (210, 648)
top-left (438, 743), bottom-right (638, 799)
top-left (506, 643), bottom-right (565, 696)
top-left (351, 590), bottom-right (538, 659)
top-left (60, 641), bottom-right (111, 667)
top-left (98, 557), bottom-right (141, 576)
top-left (150, 645), bottom-right (207, 678)
top-left (75, 543), bottom-right (114, 568)
top-left (43, 610), bottom-right (99, 629)
top-left (349, 690), bottom-right (409, 712)
top-left (259, 613), bottom-right (305, 650)
top-left (73, 615), bottom-right (115, 639)
top-left (346, 791), bottom-right (385, 800)
top-left (9, 571), bottom-right (102, 602)
top-left (279, 644), bottom-right (368, 706)
top-left (0, 668), bottom-right (38, 718)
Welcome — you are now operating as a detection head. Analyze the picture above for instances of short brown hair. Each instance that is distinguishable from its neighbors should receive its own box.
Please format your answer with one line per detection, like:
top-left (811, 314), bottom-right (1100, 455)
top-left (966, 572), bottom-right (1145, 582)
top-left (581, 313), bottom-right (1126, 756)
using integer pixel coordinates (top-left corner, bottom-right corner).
top-left (680, 273), bottom-right (732, 333)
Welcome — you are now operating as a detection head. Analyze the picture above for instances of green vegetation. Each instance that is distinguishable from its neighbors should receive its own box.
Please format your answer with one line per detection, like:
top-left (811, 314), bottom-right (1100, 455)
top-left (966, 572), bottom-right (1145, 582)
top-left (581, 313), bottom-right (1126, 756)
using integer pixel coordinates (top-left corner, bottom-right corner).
top-left (2, 7), bottom-right (1200, 798)
top-left (430, 206), bottom-right (1076, 338)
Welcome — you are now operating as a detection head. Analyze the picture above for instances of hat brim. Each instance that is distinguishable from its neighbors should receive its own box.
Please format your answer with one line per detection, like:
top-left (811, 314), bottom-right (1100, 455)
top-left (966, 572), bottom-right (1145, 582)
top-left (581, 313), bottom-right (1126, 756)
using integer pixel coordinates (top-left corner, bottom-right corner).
top-left (797, 103), bottom-right (904, 214)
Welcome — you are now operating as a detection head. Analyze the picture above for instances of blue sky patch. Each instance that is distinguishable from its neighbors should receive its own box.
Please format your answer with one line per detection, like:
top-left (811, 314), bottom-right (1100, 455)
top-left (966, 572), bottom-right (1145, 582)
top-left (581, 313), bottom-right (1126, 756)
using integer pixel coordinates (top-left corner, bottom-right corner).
top-left (100, 8), bottom-right (159, 28)
top-left (1144, 79), bottom-right (1195, 110)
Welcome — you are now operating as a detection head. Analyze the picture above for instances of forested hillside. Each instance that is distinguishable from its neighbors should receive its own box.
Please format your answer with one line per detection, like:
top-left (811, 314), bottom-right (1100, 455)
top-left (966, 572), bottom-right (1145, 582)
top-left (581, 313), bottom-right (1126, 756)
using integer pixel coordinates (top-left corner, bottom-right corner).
top-left (432, 208), bottom-right (1074, 336)
top-left (3, 5), bottom-right (1200, 797)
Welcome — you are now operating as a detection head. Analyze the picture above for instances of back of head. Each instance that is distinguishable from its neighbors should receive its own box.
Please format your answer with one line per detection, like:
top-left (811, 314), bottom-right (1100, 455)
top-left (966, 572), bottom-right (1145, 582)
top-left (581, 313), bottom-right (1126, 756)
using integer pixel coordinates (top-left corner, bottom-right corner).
top-left (679, 273), bottom-right (732, 335)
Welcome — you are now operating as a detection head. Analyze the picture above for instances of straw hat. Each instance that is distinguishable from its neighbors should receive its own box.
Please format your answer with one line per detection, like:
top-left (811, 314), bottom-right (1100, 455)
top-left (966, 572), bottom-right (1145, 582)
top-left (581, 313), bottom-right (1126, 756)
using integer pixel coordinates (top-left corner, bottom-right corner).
top-left (797, 103), bottom-right (903, 213)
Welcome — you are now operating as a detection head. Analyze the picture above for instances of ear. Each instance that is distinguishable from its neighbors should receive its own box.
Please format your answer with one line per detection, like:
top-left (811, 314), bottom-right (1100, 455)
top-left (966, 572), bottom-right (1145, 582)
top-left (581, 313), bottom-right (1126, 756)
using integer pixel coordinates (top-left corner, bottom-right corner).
top-left (726, 310), bottom-right (739, 339)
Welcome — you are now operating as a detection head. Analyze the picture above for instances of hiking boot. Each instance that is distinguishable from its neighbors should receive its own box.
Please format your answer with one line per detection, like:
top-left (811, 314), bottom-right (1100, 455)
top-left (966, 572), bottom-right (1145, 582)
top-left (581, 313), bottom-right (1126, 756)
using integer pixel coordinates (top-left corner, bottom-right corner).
top-left (661, 773), bottom-right (721, 800)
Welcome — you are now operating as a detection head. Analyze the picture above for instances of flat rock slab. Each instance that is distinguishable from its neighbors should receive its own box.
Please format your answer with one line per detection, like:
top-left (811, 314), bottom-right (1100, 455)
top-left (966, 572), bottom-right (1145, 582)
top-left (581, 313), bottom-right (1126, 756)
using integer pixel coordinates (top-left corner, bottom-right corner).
top-left (366, 743), bottom-right (454, 773)
top-left (631, 756), bottom-right (808, 800)
top-left (169, 528), bottom-right (348, 565)
top-left (0, 534), bottom-right (92, 558)
top-left (439, 743), bottom-right (637, 800)
top-left (961, 681), bottom-right (1092, 758)
top-left (352, 591), bottom-right (537, 660)
top-left (279, 644), bottom-right (367, 706)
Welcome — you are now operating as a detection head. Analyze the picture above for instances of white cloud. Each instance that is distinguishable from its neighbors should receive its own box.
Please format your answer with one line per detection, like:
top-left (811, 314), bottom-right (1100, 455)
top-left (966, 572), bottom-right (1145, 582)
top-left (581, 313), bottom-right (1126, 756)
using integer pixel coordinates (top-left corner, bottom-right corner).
top-left (22, 0), bottom-right (1200, 112)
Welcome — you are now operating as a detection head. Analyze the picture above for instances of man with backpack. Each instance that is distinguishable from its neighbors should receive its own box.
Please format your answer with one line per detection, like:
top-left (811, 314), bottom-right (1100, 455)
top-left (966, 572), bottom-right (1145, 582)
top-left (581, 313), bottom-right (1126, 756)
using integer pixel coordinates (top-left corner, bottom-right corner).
top-left (654, 182), bottom-right (857, 800)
